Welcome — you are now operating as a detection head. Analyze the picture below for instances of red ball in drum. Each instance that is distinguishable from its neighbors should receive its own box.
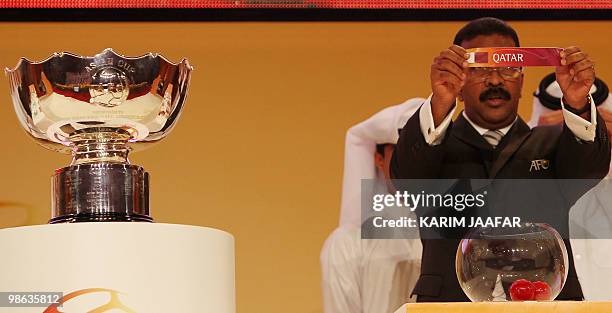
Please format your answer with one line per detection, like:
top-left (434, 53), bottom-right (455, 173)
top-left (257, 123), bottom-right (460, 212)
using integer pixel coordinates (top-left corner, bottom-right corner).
top-left (509, 279), bottom-right (535, 301)
top-left (533, 281), bottom-right (552, 300)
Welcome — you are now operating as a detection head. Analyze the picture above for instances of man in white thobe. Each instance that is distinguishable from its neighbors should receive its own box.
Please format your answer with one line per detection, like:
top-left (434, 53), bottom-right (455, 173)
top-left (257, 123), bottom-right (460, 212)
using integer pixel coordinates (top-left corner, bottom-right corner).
top-left (321, 98), bottom-right (424, 313)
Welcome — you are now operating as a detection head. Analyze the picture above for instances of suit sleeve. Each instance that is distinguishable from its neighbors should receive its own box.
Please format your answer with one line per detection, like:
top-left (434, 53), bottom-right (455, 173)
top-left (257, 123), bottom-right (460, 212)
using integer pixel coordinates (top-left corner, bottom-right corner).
top-left (555, 110), bottom-right (611, 179)
top-left (391, 106), bottom-right (449, 180)
top-left (419, 95), bottom-right (455, 145)
top-left (560, 95), bottom-right (596, 142)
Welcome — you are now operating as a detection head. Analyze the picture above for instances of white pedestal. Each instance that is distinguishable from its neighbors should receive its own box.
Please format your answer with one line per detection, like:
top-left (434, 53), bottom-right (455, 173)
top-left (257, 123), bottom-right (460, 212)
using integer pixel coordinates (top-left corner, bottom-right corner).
top-left (0, 223), bottom-right (235, 313)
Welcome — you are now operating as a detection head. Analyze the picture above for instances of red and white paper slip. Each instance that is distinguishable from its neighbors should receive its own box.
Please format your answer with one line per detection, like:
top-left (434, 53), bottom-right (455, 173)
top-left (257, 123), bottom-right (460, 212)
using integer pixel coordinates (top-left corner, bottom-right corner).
top-left (467, 47), bottom-right (563, 67)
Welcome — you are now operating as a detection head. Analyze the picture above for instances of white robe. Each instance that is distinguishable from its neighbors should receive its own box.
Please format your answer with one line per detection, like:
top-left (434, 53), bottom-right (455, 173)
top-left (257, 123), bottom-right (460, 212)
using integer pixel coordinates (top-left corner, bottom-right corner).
top-left (321, 98), bottom-right (424, 313)
top-left (570, 178), bottom-right (612, 300)
top-left (322, 225), bottom-right (422, 313)
top-left (530, 82), bottom-right (612, 300)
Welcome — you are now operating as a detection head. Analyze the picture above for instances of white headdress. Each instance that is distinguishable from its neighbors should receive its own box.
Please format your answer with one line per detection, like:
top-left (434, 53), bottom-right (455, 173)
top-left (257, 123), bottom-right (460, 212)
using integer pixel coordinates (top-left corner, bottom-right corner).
top-left (529, 73), bottom-right (612, 128)
top-left (339, 98), bottom-right (425, 227)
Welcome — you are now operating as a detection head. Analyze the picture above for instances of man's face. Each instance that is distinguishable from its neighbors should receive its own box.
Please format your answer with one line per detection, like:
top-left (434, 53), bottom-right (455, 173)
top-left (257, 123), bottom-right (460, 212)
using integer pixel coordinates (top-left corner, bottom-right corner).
top-left (375, 144), bottom-right (396, 193)
top-left (460, 34), bottom-right (523, 130)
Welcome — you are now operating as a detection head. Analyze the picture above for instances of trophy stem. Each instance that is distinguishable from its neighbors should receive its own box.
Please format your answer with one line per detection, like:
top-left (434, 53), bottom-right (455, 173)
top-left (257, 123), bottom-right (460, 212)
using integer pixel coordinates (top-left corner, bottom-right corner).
top-left (50, 127), bottom-right (152, 223)
top-left (70, 127), bottom-right (132, 165)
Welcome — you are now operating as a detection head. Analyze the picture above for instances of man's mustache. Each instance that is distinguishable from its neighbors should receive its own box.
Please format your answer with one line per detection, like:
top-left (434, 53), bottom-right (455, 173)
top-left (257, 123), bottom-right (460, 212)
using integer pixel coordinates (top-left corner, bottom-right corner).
top-left (479, 87), bottom-right (512, 102)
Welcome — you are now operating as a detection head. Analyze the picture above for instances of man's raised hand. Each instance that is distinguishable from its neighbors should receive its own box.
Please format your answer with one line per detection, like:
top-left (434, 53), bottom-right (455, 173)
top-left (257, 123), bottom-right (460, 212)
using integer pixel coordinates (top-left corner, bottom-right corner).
top-left (431, 45), bottom-right (469, 126)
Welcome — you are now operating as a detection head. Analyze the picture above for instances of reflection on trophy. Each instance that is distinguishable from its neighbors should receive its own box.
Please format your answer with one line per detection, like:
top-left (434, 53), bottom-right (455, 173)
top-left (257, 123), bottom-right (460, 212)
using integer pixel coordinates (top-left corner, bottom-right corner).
top-left (6, 48), bottom-right (192, 223)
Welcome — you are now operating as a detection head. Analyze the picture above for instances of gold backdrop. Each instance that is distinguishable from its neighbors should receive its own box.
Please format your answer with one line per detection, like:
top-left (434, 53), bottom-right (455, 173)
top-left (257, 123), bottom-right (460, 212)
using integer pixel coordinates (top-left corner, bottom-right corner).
top-left (0, 21), bottom-right (610, 313)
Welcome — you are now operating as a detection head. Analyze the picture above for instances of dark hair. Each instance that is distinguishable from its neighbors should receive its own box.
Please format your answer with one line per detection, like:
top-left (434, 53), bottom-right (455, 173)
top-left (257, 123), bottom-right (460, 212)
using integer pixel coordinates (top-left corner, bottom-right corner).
top-left (453, 17), bottom-right (520, 47)
top-left (376, 143), bottom-right (395, 156)
top-left (375, 144), bottom-right (386, 156)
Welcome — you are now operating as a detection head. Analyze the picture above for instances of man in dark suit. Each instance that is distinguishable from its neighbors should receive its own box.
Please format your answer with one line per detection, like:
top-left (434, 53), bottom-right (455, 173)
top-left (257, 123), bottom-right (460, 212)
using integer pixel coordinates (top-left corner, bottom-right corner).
top-left (390, 17), bottom-right (611, 302)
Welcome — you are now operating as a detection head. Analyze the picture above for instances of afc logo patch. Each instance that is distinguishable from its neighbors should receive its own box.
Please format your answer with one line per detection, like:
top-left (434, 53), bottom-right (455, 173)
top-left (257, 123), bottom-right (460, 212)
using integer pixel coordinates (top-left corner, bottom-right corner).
top-left (529, 159), bottom-right (550, 172)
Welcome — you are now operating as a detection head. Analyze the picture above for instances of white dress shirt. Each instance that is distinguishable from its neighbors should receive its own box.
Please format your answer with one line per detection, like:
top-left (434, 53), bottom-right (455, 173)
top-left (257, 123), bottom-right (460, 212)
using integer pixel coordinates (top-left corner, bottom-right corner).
top-left (418, 94), bottom-right (597, 145)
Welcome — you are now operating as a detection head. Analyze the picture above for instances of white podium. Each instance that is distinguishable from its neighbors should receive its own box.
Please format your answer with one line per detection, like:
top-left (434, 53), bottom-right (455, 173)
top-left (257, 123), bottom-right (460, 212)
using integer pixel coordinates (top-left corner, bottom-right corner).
top-left (0, 223), bottom-right (235, 313)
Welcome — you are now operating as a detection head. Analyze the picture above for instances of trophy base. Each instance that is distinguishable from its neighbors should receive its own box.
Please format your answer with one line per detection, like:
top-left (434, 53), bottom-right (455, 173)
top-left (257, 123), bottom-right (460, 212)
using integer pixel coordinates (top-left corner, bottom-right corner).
top-left (49, 212), bottom-right (153, 224)
top-left (51, 163), bottom-right (151, 223)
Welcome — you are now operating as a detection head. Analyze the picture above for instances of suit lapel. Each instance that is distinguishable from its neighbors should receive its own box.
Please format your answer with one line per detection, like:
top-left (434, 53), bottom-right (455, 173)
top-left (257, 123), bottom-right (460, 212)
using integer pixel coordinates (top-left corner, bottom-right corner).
top-left (488, 118), bottom-right (531, 178)
top-left (451, 114), bottom-right (494, 151)
top-left (451, 114), bottom-right (495, 174)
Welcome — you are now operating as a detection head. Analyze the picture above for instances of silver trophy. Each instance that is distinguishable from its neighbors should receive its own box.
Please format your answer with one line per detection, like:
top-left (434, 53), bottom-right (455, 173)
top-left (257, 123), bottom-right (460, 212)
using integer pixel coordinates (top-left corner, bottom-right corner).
top-left (5, 48), bottom-right (192, 223)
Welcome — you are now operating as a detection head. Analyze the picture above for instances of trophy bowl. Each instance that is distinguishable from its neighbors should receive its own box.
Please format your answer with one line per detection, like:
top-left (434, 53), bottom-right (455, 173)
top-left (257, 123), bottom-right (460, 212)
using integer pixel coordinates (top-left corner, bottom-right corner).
top-left (456, 223), bottom-right (569, 302)
top-left (5, 48), bottom-right (193, 223)
top-left (6, 48), bottom-right (192, 156)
